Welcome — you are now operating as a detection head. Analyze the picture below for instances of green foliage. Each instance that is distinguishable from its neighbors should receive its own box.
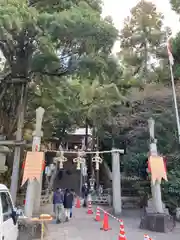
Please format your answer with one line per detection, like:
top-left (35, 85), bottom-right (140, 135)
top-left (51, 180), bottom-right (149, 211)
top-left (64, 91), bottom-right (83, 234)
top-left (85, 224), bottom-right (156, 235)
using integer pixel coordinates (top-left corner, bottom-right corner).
top-left (98, 82), bottom-right (180, 207)
top-left (3, 0), bottom-right (180, 213)
top-left (27, 77), bottom-right (84, 139)
top-left (120, 84), bottom-right (180, 208)
top-left (170, 33), bottom-right (180, 80)
top-left (0, 0), bottom-right (118, 79)
top-left (162, 163), bottom-right (180, 208)
top-left (30, 0), bottom-right (102, 13)
top-left (0, 0), bottom-right (121, 139)
top-left (170, 0), bottom-right (180, 15)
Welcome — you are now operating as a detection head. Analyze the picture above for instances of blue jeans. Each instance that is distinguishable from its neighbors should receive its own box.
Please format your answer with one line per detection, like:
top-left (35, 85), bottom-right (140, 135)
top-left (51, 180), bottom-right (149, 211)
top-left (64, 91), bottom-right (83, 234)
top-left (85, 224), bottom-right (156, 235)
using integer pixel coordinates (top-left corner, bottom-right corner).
top-left (70, 208), bottom-right (72, 218)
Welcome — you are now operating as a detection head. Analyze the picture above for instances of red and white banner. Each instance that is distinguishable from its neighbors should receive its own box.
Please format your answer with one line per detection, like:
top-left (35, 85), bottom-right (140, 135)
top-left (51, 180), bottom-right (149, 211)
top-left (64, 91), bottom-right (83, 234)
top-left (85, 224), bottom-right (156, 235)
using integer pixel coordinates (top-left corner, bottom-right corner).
top-left (148, 155), bottom-right (168, 184)
top-left (21, 151), bottom-right (44, 186)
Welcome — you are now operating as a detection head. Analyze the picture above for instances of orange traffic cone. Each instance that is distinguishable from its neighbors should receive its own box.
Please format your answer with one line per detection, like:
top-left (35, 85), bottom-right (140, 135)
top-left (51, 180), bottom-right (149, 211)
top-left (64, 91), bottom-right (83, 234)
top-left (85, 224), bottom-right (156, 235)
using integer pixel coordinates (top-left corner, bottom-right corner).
top-left (87, 201), bottom-right (93, 214)
top-left (118, 220), bottom-right (126, 240)
top-left (100, 212), bottom-right (111, 231)
top-left (95, 206), bottom-right (101, 221)
top-left (144, 234), bottom-right (150, 240)
top-left (75, 197), bottom-right (81, 208)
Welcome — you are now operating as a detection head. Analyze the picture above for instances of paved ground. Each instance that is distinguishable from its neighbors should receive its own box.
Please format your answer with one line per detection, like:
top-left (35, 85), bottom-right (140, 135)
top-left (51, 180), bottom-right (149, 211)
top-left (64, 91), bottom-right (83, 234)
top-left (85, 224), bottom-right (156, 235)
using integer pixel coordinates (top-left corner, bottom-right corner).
top-left (41, 205), bottom-right (180, 240)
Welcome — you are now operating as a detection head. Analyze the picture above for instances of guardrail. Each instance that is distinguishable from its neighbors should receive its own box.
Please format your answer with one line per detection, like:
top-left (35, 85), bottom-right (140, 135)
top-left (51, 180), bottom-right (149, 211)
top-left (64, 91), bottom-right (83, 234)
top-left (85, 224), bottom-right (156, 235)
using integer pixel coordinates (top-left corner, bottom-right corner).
top-left (40, 191), bottom-right (53, 205)
top-left (17, 189), bottom-right (53, 206)
top-left (91, 194), bottom-right (111, 205)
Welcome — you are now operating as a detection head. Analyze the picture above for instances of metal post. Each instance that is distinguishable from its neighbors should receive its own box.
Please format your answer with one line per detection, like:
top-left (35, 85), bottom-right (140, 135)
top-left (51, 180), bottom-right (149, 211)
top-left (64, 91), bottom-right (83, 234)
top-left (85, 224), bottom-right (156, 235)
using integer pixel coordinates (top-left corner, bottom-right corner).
top-left (148, 118), bottom-right (163, 213)
top-left (166, 33), bottom-right (180, 143)
top-left (80, 163), bottom-right (83, 196)
top-left (96, 136), bottom-right (99, 189)
top-left (96, 170), bottom-right (99, 190)
top-left (25, 107), bottom-right (45, 217)
top-left (169, 63), bottom-right (180, 143)
top-left (10, 84), bottom-right (27, 203)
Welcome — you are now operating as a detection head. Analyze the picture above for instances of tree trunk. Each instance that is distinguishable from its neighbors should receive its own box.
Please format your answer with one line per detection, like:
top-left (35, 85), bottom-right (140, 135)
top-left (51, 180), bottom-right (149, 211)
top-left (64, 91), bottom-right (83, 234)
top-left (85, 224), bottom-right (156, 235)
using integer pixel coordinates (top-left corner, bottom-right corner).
top-left (10, 82), bottom-right (28, 203)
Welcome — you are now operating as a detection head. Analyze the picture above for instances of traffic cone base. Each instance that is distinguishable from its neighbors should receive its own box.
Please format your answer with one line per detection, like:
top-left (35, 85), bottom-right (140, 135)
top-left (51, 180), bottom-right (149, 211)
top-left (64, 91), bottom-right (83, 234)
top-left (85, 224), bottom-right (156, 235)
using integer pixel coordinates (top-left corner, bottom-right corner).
top-left (119, 232), bottom-right (126, 240)
top-left (87, 209), bottom-right (93, 214)
top-left (100, 227), bottom-right (112, 231)
top-left (75, 197), bottom-right (81, 208)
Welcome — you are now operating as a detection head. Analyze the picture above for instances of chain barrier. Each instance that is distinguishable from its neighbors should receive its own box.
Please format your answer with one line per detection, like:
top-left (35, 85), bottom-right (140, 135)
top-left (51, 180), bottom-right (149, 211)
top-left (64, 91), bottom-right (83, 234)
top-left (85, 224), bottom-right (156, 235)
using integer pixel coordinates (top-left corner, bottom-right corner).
top-left (98, 206), bottom-right (121, 222)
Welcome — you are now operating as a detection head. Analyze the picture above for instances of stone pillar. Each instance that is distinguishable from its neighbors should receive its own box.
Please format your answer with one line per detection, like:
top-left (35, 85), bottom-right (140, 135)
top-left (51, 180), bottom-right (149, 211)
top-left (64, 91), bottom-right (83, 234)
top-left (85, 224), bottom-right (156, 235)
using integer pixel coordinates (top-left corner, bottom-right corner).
top-left (112, 148), bottom-right (121, 215)
top-left (148, 118), bottom-right (163, 213)
top-left (24, 181), bottom-right (35, 217)
top-left (33, 143), bottom-right (43, 214)
top-left (25, 107), bottom-right (45, 217)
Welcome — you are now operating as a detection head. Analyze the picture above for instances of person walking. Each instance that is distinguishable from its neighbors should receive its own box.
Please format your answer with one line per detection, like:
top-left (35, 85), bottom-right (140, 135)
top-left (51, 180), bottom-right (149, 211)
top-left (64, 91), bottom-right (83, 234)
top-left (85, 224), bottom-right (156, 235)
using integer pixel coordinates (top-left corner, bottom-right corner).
top-left (81, 182), bottom-right (89, 207)
top-left (63, 188), bottom-right (74, 221)
top-left (70, 189), bottom-right (75, 218)
top-left (53, 188), bottom-right (64, 224)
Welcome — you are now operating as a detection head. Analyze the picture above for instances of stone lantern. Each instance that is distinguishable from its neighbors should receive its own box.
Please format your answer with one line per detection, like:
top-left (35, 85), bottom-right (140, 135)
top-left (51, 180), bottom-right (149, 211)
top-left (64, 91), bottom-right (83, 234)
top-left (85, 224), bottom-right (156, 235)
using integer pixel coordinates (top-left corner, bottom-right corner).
top-left (89, 175), bottom-right (95, 192)
top-left (0, 132), bottom-right (9, 173)
top-left (0, 145), bottom-right (9, 173)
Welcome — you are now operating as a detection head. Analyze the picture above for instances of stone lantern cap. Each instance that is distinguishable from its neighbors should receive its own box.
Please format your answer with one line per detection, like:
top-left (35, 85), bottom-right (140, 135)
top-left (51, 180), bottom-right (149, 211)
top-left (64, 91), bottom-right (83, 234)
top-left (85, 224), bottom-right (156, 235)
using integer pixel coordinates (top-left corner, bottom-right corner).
top-left (0, 146), bottom-right (10, 154)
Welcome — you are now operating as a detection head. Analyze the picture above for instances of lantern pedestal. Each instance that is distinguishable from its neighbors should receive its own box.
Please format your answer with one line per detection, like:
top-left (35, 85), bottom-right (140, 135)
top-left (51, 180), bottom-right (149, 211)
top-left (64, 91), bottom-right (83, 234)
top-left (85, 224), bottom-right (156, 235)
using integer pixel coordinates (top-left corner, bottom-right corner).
top-left (140, 213), bottom-right (173, 233)
top-left (140, 199), bottom-right (172, 233)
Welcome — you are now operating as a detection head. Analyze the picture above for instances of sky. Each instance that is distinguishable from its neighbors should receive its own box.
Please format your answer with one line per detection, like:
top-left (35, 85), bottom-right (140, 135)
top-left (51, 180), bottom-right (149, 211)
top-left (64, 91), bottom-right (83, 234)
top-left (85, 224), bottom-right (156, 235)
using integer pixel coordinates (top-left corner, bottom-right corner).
top-left (102, 0), bottom-right (180, 52)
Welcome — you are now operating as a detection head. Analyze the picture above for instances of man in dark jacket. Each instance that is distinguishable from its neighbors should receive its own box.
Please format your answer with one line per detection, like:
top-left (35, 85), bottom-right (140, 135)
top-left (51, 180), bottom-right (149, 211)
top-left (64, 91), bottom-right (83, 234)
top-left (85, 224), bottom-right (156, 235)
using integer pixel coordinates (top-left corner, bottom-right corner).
top-left (53, 188), bottom-right (64, 223)
top-left (70, 189), bottom-right (75, 218)
top-left (81, 183), bottom-right (89, 207)
top-left (63, 189), bottom-right (73, 221)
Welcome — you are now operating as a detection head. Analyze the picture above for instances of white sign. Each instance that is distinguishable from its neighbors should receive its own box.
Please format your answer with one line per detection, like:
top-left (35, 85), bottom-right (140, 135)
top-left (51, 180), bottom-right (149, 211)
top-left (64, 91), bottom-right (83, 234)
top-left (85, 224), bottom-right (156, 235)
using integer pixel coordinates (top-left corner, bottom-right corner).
top-left (32, 136), bottom-right (41, 151)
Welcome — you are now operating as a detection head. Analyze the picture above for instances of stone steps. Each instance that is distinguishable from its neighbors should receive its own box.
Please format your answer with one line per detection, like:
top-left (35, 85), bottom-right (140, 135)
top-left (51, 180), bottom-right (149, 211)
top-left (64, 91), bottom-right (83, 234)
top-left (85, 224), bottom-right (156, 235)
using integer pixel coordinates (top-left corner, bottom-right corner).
top-left (122, 196), bottom-right (141, 209)
top-left (53, 157), bottom-right (80, 193)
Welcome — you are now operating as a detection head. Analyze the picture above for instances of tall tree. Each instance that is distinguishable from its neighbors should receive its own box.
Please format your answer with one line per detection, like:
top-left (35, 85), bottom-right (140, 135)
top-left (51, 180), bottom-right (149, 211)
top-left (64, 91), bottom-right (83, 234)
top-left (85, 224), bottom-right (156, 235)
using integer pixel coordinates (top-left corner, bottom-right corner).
top-left (0, 0), bottom-right (118, 138)
top-left (120, 0), bottom-right (166, 83)
top-left (0, 0), bottom-right (121, 200)
top-left (167, 1), bottom-right (180, 80)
